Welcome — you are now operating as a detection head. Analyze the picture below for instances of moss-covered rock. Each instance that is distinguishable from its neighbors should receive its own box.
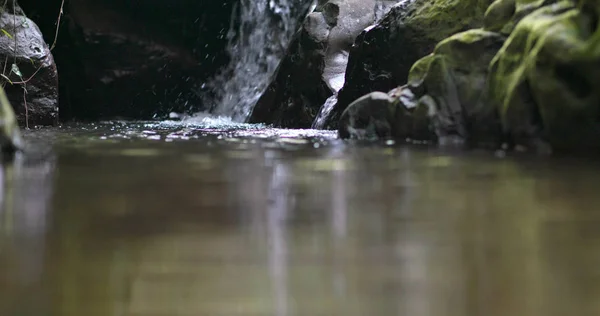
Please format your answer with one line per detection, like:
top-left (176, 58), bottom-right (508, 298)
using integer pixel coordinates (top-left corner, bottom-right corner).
top-left (400, 29), bottom-right (506, 146)
top-left (484, 0), bottom-right (562, 34)
top-left (489, 0), bottom-right (600, 151)
top-left (325, 0), bottom-right (494, 129)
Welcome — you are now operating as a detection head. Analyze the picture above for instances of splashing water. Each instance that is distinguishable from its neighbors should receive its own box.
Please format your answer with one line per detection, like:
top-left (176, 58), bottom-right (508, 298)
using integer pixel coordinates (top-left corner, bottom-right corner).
top-left (205, 0), bottom-right (315, 122)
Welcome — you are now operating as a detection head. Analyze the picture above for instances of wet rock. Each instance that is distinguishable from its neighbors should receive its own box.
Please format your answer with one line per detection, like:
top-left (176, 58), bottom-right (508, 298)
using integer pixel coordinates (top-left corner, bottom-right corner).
top-left (489, 0), bottom-right (600, 152)
top-left (325, 0), bottom-right (492, 129)
top-left (405, 29), bottom-right (506, 147)
top-left (249, 0), bottom-right (397, 128)
top-left (338, 87), bottom-right (432, 141)
top-left (0, 4), bottom-right (58, 126)
top-left (338, 92), bottom-right (396, 140)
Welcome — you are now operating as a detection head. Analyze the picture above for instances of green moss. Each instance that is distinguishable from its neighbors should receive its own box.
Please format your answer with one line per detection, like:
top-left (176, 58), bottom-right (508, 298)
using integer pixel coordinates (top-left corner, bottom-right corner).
top-left (434, 29), bottom-right (506, 70)
top-left (484, 0), bottom-right (517, 32)
top-left (407, 54), bottom-right (435, 85)
top-left (484, 0), bottom-right (565, 34)
top-left (406, 0), bottom-right (492, 40)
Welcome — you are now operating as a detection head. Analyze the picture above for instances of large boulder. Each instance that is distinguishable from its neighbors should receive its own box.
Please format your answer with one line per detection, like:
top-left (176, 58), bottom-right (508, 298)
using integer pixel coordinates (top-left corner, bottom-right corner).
top-left (249, 0), bottom-right (399, 128)
top-left (325, 0), bottom-right (493, 129)
top-left (0, 2), bottom-right (59, 126)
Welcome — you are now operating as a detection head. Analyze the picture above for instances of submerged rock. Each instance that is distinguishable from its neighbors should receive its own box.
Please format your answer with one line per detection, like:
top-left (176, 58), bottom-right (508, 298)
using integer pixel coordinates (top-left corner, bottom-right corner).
top-left (0, 4), bottom-right (58, 126)
top-left (325, 0), bottom-right (492, 129)
top-left (249, 0), bottom-right (399, 128)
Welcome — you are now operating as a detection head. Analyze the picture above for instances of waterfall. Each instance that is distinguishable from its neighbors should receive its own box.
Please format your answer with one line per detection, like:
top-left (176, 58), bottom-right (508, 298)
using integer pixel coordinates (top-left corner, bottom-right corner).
top-left (206, 0), bottom-right (315, 122)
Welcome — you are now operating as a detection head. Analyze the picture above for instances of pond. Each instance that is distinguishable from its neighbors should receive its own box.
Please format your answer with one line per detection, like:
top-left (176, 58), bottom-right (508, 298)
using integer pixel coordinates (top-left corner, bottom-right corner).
top-left (1, 118), bottom-right (600, 316)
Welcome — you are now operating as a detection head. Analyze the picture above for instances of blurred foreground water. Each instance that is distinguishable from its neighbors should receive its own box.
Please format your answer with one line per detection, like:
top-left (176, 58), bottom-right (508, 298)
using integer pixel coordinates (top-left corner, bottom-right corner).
top-left (1, 118), bottom-right (600, 316)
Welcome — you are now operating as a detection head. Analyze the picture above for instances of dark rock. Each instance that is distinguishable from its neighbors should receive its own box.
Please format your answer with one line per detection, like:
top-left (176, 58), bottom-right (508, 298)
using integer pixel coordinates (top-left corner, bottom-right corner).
top-left (338, 91), bottom-right (396, 140)
top-left (325, 0), bottom-right (493, 129)
top-left (0, 3), bottom-right (59, 126)
top-left (338, 87), bottom-right (432, 141)
top-left (247, 22), bottom-right (331, 128)
top-left (249, 0), bottom-right (395, 128)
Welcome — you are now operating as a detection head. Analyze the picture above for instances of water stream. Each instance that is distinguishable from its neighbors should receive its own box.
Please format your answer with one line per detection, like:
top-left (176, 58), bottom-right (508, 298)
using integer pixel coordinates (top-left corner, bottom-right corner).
top-left (1, 122), bottom-right (600, 315)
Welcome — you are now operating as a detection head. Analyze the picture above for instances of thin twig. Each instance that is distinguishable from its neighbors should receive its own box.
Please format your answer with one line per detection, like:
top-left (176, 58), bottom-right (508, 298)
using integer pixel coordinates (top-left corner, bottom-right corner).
top-left (10, 64), bottom-right (43, 84)
top-left (12, 0), bottom-right (26, 127)
top-left (1, 55), bottom-right (7, 83)
top-left (22, 84), bottom-right (28, 129)
top-left (50, 0), bottom-right (65, 51)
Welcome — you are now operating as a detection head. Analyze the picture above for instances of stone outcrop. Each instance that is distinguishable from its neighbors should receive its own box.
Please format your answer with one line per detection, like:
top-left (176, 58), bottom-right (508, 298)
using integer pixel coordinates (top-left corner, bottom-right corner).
top-left (0, 2), bottom-right (59, 126)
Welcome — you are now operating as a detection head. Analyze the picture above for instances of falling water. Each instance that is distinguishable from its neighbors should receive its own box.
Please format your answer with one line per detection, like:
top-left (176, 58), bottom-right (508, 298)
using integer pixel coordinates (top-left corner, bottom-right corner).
top-left (311, 95), bottom-right (338, 129)
top-left (206, 0), bottom-right (315, 122)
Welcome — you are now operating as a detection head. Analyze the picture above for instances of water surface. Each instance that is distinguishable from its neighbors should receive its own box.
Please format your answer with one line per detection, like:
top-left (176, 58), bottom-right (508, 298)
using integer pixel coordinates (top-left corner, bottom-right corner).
top-left (1, 119), bottom-right (600, 316)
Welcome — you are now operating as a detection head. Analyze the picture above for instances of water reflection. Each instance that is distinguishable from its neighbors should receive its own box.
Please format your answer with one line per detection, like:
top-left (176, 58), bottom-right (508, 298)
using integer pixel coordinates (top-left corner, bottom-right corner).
top-left (0, 152), bottom-right (56, 316)
top-left (2, 129), bottom-right (600, 316)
